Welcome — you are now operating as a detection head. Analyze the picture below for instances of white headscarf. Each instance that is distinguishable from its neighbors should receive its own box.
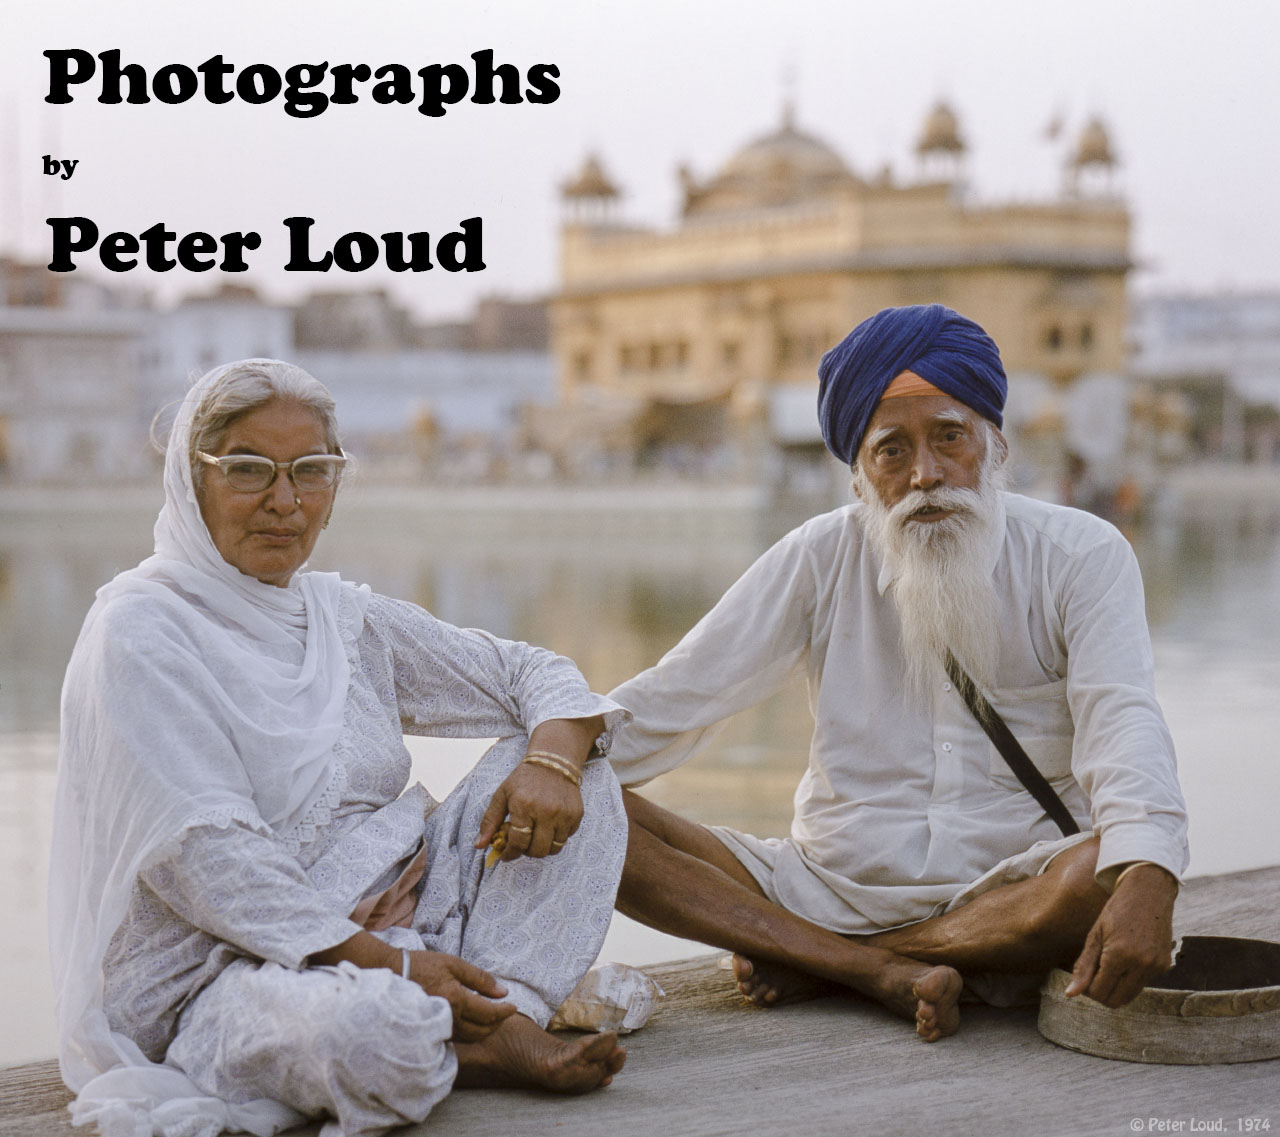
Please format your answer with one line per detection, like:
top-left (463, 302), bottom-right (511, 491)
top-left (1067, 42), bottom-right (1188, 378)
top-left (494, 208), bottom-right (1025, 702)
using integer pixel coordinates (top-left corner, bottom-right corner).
top-left (49, 361), bottom-right (368, 1137)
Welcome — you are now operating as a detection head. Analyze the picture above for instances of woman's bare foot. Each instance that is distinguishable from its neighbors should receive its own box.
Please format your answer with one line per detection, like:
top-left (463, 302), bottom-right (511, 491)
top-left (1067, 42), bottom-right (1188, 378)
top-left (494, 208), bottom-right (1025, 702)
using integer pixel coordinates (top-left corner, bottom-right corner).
top-left (454, 1014), bottom-right (626, 1092)
top-left (732, 954), bottom-right (837, 1006)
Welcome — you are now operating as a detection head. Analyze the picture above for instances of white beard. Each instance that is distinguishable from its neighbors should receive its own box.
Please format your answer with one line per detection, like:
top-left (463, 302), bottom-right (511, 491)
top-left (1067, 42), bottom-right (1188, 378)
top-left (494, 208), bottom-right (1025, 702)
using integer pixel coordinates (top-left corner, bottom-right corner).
top-left (853, 445), bottom-right (1007, 702)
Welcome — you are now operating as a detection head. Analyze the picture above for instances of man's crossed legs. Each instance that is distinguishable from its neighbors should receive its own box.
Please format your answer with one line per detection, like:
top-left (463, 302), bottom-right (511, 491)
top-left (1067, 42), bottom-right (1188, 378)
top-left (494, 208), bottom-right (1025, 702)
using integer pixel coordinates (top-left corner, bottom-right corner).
top-left (616, 790), bottom-right (1109, 1041)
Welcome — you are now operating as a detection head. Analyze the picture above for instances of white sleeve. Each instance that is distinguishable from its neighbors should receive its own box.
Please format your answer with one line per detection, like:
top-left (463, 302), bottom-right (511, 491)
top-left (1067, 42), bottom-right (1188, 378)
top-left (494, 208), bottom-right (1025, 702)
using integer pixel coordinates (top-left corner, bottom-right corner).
top-left (367, 594), bottom-right (626, 741)
top-left (140, 821), bottom-right (362, 968)
top-left (607, 527), bottom-right (817, 786)
top-left (1058, 527), bottom-right (1189, 881)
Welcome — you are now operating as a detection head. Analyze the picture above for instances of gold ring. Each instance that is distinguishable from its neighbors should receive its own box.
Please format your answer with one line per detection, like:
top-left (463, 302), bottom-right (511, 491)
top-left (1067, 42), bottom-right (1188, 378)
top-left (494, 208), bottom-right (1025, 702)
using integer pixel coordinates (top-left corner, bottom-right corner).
top-left (507, 824), bottom-right (533, 835)
top-left (551, 840), bottom-right (566, 849)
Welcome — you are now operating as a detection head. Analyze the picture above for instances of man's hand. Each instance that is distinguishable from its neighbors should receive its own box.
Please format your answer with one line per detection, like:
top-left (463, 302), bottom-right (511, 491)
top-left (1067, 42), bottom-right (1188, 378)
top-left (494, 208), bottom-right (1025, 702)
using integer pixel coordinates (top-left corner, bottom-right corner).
top-left (1065, 863), bottom-right (1179, 1007)
top-left (406, 950), bottom-right (517, 1042)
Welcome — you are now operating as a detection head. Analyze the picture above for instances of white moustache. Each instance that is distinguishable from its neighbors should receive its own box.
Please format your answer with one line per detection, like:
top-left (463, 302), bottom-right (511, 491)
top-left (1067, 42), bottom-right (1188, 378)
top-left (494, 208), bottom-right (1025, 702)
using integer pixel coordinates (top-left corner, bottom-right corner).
top-left (888, 486), bottom-right (983, 527)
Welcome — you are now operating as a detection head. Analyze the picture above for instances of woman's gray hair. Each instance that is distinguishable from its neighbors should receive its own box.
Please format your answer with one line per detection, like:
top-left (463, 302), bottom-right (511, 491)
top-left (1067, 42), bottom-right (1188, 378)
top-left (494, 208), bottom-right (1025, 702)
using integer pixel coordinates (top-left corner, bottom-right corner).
top-left (185, 359), bottom-right (342, 489)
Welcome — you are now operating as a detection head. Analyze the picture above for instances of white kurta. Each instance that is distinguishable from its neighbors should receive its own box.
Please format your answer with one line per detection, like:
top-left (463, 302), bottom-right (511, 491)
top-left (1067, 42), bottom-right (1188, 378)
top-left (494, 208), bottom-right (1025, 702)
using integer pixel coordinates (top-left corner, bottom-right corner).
top-left (607, 493), bottom-right (1188, 935)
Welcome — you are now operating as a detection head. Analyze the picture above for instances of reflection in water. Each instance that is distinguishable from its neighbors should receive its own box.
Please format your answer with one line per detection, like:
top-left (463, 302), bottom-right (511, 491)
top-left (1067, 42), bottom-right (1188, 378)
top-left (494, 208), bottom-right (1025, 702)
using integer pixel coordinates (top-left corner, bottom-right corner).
top-left (2, 488), bottom-right (1278, 1063)
top-left (3, 491), bottom-right (1278, 837)
top-left (1139, 506), bottom-right (1280, 663)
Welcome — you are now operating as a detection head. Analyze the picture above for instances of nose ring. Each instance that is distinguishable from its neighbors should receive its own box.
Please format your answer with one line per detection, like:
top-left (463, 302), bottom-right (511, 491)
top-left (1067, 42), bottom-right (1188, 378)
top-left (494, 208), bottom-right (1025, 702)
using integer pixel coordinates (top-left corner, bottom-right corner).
top-left (294, 496), bottom-right (302, 506)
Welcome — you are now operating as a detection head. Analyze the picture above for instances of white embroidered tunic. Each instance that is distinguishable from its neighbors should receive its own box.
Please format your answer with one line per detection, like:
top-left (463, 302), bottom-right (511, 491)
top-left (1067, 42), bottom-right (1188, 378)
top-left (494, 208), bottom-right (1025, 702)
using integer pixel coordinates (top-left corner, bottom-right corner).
top-left (607, 493), bottom-right (1189, 934)
top-left (101, 591), bottom-right (624, 1061)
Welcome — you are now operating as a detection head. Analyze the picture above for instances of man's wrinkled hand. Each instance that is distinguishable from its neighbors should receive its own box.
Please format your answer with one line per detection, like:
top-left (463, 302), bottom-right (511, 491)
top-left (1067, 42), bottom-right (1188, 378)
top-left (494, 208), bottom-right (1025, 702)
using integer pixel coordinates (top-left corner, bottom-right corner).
top-left (406, 950), bottom-right (517, 1042)
top-left (1065, 863), bottom-right (1178, 1007)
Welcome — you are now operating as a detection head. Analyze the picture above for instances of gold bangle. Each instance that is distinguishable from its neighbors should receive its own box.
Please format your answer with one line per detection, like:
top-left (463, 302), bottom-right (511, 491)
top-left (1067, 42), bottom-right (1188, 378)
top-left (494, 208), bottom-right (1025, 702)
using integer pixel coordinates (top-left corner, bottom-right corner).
top-left (524, 750), bottom-right (583, 775)
top-left (525, 749), bottom-right (579, 766)
top-left (522, 753), bottom-right (582, 786)
top-left (523, 753), bottom-right (582, 785)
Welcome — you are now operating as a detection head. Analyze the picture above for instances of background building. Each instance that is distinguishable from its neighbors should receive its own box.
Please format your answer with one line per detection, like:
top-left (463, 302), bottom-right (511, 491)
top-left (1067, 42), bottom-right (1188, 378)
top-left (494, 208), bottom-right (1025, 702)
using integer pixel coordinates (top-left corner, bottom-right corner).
top-left (138, 284), bottom-right (295, 426)
top-left (0, 257), bottom-right (555, 486)
top-left (0, 258), bottom-right (147, 484)
top-left (549, 103), bottom-right (1131, 479)
top-left (1131, 291), bottom-right (1280, 466)
top-left (11, 106), bottom-right (1277, 494)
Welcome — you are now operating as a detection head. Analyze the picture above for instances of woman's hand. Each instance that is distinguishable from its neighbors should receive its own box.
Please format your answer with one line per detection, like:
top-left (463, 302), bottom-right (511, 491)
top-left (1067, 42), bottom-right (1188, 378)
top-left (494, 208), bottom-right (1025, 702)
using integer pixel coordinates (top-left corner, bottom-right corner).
top-left (406, 950), bottom-right (517, 1042)
top-left (311, 933), bottom-right (516, 1042)
top-left (476, 761), bottom-right (584, 860)
top-left (474, 715), bottom-right (604, 861)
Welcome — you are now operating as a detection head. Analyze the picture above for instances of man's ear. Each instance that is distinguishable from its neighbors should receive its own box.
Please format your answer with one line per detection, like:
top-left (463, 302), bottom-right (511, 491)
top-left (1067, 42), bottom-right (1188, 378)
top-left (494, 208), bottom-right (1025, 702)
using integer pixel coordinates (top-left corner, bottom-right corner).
top-left (990, 427), bottom-right (1009, 465)
top-left (850, 464), bottom-right (865, 501)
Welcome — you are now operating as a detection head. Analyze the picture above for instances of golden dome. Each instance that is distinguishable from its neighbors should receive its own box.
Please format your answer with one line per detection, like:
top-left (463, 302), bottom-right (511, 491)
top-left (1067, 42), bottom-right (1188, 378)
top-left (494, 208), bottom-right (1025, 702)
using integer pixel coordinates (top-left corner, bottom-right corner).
top-left (1072, 117), bottom-right (1118, 168)
top-left (916, 100), bottom-right (966, 156)
top-left (561, 153), bottom-right (620, 200)
top-left (684, 105), bottom-right (858, 216)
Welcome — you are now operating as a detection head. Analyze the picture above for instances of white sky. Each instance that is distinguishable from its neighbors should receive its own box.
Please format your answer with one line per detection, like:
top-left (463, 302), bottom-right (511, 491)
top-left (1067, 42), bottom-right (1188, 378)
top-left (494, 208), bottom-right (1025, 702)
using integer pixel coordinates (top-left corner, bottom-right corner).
top-left (3, 0), bottom-right (1277, 320)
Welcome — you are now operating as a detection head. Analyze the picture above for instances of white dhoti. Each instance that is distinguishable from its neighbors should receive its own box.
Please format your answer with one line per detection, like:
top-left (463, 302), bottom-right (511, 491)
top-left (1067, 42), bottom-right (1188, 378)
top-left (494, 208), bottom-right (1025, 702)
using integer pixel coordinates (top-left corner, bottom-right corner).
top-left (711, 825), bottom-right (1096, 1005)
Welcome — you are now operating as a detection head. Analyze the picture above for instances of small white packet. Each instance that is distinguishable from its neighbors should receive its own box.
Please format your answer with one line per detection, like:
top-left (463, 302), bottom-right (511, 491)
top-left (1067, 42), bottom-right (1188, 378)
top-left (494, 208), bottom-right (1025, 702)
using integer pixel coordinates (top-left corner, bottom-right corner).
top-left (549, 962), bottom-right (665, 1034)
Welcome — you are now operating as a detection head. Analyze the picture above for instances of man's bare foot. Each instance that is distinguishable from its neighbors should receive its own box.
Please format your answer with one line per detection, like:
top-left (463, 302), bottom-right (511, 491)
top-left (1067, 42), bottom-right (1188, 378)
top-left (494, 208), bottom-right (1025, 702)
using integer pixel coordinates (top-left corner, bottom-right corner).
top-left (454, 1014), bottom-right (626, 1092)
top-left (732, 954), bottom-right (836, 1006)
top-left (874, 959), bottom-right (963, 1042)
top-left (735, 950), bottom-right (961, 1042)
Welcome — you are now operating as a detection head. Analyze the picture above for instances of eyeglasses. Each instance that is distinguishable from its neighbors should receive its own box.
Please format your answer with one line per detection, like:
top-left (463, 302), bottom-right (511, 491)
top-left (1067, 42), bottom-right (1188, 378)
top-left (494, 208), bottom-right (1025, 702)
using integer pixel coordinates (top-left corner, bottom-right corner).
top-left (197, 451), bottom-right (348, 493)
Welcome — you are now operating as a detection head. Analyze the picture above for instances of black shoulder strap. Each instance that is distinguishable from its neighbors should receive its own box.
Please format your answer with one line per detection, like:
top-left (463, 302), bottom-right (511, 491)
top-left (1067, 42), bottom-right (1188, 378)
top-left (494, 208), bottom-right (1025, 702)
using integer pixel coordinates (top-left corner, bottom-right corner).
top-left (943, 651), bottom-right (1080, 838)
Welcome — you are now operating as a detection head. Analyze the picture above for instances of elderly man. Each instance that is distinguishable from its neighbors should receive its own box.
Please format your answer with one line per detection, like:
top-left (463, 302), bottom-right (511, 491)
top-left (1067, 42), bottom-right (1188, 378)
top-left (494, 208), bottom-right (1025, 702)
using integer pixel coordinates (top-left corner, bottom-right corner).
top-left (606, 304), bottom-right (1187, 1041)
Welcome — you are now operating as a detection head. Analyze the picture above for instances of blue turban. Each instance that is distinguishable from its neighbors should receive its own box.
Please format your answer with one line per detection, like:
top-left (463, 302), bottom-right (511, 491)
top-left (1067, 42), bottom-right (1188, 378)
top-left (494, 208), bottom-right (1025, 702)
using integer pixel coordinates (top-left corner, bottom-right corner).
top-left (816, 304), bottom-right (1007, 465)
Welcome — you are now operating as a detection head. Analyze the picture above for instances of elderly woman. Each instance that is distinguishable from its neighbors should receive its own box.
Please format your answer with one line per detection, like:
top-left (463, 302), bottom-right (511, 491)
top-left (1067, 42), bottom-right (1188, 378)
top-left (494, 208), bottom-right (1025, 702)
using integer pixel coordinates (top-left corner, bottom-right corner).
top-left (50, 360), bottom-right (629, 1137)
